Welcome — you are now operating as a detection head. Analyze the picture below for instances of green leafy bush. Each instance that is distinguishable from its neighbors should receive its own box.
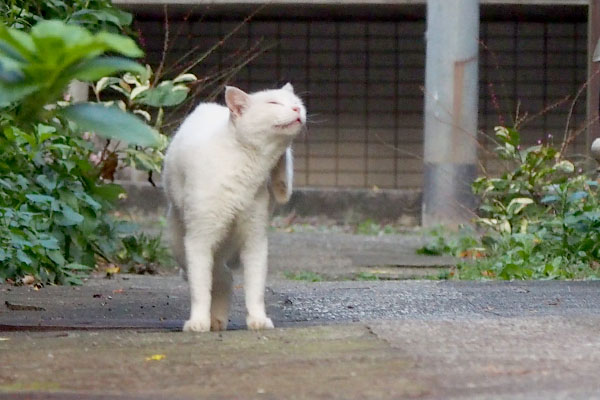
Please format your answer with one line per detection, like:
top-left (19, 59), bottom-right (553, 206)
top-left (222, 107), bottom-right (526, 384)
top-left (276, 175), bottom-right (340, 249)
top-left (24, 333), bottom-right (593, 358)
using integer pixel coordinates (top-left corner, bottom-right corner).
top-left (421, 126), bottom-right (600, 280)
top-left (0, 20), bottom-right (160, 284)
top-left (3, 0), bottom-right (132, 32)
top-left (91, 67), bottom-right (197, 179)
top-left (116, 232), bottom-right (174, 274)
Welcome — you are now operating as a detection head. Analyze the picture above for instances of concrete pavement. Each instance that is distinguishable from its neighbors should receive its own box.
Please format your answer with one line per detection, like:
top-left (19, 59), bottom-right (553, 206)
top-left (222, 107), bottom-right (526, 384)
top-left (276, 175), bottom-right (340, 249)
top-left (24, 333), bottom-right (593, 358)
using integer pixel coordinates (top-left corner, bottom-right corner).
top-left (1, 231), bottom-right (600, 399)
top-left (2, 276), bottom-right (600, 399)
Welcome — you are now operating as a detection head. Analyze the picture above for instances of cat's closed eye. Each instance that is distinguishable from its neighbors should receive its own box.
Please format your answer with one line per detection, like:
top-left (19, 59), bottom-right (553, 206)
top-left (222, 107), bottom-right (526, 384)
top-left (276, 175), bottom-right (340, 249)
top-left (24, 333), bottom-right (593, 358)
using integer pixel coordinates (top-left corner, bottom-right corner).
top-left (268, 101), bottom-right (282, 105)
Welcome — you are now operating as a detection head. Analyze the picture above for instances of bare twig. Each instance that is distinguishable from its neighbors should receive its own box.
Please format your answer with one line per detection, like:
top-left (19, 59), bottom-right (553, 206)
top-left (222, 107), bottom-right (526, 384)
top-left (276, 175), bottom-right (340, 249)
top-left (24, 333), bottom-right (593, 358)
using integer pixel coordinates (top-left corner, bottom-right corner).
top-left (560, 68), bottom-right (600, 156)
top-left (516, 95), bottom-right (571, 130)
top-left (153, 4), bottom-right (170, 87)
top-left (560, 115), bottom-right (600, 157)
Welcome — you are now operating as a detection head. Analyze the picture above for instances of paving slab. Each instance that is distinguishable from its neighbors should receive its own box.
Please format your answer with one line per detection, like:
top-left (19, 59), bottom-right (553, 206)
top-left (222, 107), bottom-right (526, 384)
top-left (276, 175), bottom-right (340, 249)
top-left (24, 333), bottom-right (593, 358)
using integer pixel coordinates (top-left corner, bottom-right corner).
top-left (3, 276), bottom-right (600, 331)
top-left (2, 229), bottom-right (600, 399)
top-left (2, 276), bottom-right (600, 399)
top-left (267, 231), bottom-right (454, 279)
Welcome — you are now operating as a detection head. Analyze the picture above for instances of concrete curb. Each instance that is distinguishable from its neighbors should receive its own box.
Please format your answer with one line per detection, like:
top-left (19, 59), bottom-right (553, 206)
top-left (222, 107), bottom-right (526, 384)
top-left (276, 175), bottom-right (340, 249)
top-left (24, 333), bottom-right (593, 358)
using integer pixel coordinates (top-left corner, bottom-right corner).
top-left (117, 182), bottom-right (422, 223)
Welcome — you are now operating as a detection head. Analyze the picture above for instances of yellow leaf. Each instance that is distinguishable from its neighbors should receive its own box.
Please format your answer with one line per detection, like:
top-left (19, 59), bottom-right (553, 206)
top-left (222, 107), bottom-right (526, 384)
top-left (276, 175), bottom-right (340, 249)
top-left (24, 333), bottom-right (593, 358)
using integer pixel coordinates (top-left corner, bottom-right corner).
top-left (0, 338), bottom-right (10, 341)
top-left (145, 354), bottom-right (166, 361)
top-left (105, 265), bottom-right (120, 275)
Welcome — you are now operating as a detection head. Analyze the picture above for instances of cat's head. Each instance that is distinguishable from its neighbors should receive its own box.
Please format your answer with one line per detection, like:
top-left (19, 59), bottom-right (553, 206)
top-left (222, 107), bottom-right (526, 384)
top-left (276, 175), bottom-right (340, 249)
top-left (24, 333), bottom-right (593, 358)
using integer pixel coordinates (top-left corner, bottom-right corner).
top-left (224, 83), bottom-right (306, 142)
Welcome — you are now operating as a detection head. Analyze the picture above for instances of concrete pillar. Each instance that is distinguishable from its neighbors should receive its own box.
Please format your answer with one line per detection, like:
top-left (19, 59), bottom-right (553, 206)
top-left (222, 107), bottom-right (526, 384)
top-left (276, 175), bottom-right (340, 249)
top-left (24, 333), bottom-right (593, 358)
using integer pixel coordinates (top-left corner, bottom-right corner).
top-left (422, 0), bottom-right (480, 228)
top-left (67, 80), bottom-right (89, 103)
top-left (587, 0), bottom-right (600, 156)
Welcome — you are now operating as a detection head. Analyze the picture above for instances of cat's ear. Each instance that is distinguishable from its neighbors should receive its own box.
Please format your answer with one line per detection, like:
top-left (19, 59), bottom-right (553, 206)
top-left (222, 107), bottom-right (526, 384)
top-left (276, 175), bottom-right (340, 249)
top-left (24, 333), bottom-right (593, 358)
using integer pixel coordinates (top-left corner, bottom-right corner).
top-left (225, 86), bottom-right (250, 118)
top-left (282, 82), bottom-right (294, 93)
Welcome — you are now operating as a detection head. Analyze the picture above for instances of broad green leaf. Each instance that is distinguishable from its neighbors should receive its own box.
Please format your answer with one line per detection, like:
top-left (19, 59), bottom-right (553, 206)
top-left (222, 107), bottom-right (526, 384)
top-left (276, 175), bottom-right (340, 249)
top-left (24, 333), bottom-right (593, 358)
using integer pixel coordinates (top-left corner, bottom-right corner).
top-left (95, 76), bottom-right (120, 93)
top-left (494, 126), bottom-right (521, 147)
top-left (31, 20), bottom-right (92, 51)
top-left (47, 249), bottom-right (65, 265)
top-left (64, 263), bottom-right (92, 270)
top-left (75, 192), bottom-right (101, 211)
top-left (568, 191), bottom-right (588, 203)
top-left (26, 194), bottom-right (55, 204)
top-left (122, 72), bottom-right (139, 85)
top-left (136, 82), bottom-right (189, 107)
top-left (541, 195), bottom-right (559, 204)
top-left (499, 220), bottom-right (511, 234)
top-left (96, 31), bottom-right (143, 58)
top-left (0, 61), bottom-right (23, 83)
top-left (16, 249), bottom-right (32, 265)
top-left (60, 102), bottom-right (160, 147)
top-left (37, 124), bottom-right (56, 143)
top-left (91, 182), bottom-right (125, 202)
top-left (39, 237), bottom-right (60, 250)
top-left (57, 204), bottom-right (84, 226)
top-left (130, 84), bottom-right (150, 100)
top-left (0, 24), bottom-right (34, 61)
top-left (67, 56), bottom-right (146, 82)
top-left (173, 73), bottom-right (197, 83)
top-left (69, 8), bottom-right (133, 29)
top-left (0, 82), bottom-right (39, 107)
top-left (36, 175), bottom-right (57, 191)
top-left (553, 160), bottom-right (575, 173)
top-left (133, 109), bottom-right (151, 122)
top-left (507, 197), bottom-right (534, 215)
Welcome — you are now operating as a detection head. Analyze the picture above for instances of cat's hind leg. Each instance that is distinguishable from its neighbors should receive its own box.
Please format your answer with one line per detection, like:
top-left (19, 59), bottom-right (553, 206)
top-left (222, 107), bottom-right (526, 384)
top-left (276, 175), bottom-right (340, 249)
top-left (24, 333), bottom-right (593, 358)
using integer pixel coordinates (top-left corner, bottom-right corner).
top-left (183, 209), bottom-right (233, 333)
top-left (210, 260), bottom-right (233, 331)
top-left (166, 204), bottom-right (187, 277)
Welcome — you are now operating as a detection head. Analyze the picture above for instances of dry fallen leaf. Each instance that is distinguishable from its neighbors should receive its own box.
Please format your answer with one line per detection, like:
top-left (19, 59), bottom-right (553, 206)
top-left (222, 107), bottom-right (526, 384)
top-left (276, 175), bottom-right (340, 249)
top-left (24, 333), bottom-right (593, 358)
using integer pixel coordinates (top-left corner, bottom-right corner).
top-left (0, 337), bottom-right (10, 341)
top-left (145, 354), bottom-right (166, 361)
top-left (22, 275), bottom-right (35, 285)
top-left (105, 265), bottom-right (120, 275)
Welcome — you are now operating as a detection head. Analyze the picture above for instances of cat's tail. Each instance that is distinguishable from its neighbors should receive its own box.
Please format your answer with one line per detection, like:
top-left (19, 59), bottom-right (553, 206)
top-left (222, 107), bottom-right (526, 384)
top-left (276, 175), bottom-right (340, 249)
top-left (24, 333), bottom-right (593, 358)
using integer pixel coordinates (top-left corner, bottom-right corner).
top-left (269, 146), bottom-right (293, 204)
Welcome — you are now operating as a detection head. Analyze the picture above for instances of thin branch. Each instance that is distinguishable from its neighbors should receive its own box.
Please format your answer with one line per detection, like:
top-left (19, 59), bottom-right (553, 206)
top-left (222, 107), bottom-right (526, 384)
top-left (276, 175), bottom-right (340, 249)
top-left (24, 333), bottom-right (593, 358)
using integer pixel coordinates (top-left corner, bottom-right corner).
top-left (560, 68), bottom-right (600, 156)
top-left (153, 4), bottom-right (170, 87)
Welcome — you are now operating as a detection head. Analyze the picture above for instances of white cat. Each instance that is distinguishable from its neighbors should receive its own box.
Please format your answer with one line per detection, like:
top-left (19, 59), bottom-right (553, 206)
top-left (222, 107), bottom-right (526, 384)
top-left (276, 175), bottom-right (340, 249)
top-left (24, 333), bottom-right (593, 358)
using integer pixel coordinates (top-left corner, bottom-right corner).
top-left (162, 83), bottom-right (306, 332)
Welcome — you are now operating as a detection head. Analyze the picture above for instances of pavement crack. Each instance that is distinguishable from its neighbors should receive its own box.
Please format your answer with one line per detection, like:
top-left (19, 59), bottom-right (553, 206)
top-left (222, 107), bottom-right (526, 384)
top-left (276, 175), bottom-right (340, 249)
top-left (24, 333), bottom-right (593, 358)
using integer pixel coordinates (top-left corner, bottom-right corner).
top-left (364, 323), bottom-right (395, 348)
top-left (5, 301), bottom-right (46, 311)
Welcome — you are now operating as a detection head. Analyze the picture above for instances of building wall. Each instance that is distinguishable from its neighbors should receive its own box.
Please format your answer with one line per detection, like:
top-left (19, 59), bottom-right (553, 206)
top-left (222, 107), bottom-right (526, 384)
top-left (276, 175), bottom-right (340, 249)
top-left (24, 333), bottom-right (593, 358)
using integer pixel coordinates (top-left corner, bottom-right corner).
top-left (134, 6), bottom-right (588, 189)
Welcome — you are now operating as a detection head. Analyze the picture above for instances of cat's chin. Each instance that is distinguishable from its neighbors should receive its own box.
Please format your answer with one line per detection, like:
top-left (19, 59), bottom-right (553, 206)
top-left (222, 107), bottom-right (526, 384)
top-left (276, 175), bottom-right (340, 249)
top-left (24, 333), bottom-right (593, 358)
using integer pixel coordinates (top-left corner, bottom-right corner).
top-left (275, 119), bottom-right (304, 135)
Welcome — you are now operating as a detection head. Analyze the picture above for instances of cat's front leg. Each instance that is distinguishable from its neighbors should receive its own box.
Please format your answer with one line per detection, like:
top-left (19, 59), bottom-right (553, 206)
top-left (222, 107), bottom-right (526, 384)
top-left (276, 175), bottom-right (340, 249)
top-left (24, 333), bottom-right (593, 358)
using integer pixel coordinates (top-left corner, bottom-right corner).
top-left (240, 191), bottom-right (274, 331)
top-left (183, 235), bottom-right (214, 332)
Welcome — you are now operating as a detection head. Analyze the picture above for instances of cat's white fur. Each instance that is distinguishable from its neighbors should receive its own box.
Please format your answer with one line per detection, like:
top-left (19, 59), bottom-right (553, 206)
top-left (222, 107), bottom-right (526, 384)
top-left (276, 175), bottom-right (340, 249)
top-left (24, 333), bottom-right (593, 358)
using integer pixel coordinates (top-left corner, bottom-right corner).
top-left (163, 83), bottom-right (306, 332)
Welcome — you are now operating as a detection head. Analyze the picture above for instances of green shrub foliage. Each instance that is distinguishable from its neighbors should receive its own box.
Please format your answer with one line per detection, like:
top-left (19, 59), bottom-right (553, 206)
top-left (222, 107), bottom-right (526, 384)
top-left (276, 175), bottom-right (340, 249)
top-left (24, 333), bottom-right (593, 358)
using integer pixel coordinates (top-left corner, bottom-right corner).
top-left (422, 127), bottom-right (600, 280)
top-left (0, 19), bottom-right (160, 284)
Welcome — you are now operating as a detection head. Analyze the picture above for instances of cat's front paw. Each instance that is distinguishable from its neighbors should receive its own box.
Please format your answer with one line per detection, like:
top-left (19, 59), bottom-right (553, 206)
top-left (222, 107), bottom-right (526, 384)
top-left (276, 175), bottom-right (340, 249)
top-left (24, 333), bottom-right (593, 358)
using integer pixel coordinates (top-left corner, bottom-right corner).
top-left (183, 318), bottom-right (211, 333)
top-left (246, 315), bottom-right (274, 331)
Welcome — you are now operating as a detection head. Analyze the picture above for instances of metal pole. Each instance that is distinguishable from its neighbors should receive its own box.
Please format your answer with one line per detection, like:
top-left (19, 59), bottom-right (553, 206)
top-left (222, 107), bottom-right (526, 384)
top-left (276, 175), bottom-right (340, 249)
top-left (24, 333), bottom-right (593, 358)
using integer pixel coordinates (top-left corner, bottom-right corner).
top-left (422, 0), bottom-right (480, 228)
